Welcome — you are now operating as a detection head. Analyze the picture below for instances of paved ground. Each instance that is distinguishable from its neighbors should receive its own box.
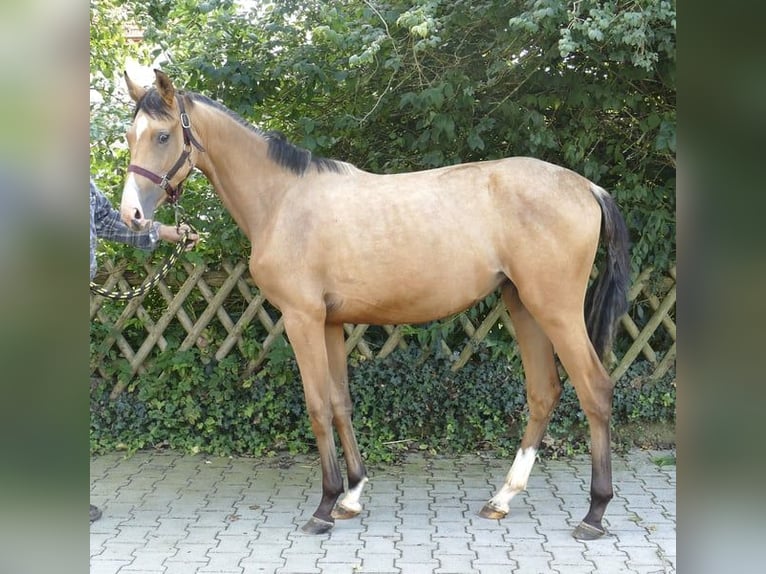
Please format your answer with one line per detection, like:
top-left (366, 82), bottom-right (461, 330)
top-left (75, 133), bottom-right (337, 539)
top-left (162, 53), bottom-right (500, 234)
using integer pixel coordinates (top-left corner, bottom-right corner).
top-left (90, 449), bottom-right (676, 573)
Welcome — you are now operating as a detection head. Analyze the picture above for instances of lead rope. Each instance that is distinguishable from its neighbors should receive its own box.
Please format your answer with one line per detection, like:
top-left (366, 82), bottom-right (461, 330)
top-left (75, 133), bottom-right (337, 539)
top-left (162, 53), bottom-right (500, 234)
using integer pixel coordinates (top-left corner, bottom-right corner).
top-left (89, 218), bottom-right (195, 301)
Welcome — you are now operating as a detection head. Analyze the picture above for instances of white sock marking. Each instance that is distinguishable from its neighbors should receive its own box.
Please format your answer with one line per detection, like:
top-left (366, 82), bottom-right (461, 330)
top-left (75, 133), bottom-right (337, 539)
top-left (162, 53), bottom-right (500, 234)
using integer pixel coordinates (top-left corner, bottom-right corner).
top-left (487, 447), bottom-right (537, 513)
top-left (339, 476), bottom-right (368, 513)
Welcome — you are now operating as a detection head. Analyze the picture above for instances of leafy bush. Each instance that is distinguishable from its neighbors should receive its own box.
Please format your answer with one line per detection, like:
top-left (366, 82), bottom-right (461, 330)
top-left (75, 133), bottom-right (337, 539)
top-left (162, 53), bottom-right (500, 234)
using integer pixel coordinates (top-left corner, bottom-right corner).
top-left (91, 342), bottom-right (675, 461)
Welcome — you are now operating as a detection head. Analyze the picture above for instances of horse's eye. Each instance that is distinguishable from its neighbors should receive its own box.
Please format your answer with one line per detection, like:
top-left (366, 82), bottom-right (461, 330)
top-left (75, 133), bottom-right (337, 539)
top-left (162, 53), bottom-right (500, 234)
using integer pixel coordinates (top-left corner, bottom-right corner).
top-left (158, 133), bottom-right (169, 144)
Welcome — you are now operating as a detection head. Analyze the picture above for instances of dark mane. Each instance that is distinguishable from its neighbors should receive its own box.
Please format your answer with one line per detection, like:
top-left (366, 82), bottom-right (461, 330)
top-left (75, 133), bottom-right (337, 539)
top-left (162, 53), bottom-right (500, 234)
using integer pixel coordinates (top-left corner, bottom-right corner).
top-left (262, 130), bottom-right (346, 176)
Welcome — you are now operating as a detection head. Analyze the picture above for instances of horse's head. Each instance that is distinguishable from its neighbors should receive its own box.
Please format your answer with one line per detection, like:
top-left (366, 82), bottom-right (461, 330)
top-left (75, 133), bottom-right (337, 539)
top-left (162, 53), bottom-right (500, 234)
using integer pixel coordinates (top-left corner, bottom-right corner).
top-left (120, 70), bottom-right (202, 230)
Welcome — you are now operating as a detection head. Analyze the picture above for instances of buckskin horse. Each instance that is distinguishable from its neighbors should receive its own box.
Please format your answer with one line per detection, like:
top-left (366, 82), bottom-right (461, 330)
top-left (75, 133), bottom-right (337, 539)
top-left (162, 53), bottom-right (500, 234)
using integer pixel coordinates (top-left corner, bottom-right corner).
top-left (118, 70), bottom-right (630, 539)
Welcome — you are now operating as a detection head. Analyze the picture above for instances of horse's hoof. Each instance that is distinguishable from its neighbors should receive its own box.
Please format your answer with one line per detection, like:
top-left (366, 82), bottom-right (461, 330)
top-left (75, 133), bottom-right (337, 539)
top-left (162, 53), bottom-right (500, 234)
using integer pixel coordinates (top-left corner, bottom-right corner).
top-left (478, 503), bottom-right (508, 520)
top-left (572, 521), bottom-right (606, 540)
top-left (300, 516), bottom-right (334, 535)
top-left (332, 503), bottom-right (361, 520)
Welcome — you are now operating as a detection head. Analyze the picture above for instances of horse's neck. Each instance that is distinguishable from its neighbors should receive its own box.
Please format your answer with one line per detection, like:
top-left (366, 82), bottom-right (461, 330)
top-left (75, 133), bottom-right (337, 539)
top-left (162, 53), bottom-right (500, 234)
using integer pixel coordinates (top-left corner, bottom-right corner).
top-left (193, 108), bottom-right (295, 241)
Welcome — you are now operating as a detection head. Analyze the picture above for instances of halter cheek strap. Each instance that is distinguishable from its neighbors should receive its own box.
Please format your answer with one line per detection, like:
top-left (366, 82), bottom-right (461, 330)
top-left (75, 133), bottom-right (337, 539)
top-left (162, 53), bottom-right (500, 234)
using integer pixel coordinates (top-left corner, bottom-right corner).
top-left (127, 94), bottom-right (205, 204)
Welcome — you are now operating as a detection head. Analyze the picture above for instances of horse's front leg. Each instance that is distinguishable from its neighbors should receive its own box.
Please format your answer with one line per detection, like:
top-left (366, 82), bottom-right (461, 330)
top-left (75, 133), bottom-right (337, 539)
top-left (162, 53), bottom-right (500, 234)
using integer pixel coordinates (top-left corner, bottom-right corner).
top-left (324, 323), bottom-right (368, 520)
top-left (282, 309), bottom-right (343, 534)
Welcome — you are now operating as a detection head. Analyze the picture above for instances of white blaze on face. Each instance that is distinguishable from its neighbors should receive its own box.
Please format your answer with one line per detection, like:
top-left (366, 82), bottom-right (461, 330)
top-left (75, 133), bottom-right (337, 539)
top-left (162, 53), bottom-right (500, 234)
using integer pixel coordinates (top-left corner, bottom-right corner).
top-left (486, 447), bottom-right (537, 514)
top-left (133, 113), bottom-right (150, 142)
top-left (120, 113), bottom-right (152, 229)
top-left (120, 173), bottom-right (147, 229)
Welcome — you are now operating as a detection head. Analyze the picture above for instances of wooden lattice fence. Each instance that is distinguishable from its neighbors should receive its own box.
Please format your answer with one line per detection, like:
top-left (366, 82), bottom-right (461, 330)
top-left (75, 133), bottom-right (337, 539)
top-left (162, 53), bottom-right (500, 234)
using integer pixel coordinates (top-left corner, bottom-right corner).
top-left (90, 259), bottom-right (676, 397)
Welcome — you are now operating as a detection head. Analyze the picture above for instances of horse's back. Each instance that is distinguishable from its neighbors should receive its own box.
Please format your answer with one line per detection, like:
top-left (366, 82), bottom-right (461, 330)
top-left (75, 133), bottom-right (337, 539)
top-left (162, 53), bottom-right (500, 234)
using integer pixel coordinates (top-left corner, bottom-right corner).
top-left (254, 156), bottom-right (603, 323)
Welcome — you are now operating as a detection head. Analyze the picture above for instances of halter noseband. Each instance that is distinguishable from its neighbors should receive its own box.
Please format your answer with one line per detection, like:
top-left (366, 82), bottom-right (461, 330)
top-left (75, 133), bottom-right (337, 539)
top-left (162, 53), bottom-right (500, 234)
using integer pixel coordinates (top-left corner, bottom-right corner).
top-left (127, 94), bottom-right (205, 204)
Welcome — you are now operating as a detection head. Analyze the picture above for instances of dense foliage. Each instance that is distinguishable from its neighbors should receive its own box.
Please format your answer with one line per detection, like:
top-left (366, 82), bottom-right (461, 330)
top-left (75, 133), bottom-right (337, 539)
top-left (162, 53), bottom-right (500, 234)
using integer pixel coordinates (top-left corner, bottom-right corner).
top-left (91, 344), bottom-right (675, 461)
top-left (90, 0), bottom-right (676, 459)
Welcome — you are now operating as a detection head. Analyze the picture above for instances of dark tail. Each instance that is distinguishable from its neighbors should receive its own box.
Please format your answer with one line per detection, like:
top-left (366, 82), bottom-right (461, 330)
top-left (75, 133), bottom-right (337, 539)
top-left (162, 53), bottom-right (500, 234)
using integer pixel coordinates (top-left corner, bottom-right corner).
top-left (585, 184), bottom-right (631, 361)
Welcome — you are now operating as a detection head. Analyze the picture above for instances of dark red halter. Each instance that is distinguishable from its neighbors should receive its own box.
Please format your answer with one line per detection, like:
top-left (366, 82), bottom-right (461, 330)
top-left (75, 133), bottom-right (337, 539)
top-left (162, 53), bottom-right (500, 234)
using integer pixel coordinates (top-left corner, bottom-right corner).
top-left (127, 95), bottom-right (205, 204)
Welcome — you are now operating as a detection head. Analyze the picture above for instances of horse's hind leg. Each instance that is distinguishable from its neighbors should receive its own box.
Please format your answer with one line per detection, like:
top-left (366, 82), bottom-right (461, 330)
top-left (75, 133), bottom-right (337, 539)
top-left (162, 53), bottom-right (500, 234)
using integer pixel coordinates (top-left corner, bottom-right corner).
top-left (545, 321), bottom-right (615, 539)
top-left (324, 323), bottom-right (368, 520)
top-left (480, 282), bottom-right (562, 519)
top-left (519, 291), bottom-right (615, 540)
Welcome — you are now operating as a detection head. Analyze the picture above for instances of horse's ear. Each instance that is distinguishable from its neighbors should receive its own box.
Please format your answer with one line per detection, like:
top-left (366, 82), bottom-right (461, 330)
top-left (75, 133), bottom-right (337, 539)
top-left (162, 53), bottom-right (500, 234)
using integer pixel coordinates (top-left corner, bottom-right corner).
top-left (124, 71), bottom-right (146, 102)
top-left (154, 69), bottom-right (175, 107)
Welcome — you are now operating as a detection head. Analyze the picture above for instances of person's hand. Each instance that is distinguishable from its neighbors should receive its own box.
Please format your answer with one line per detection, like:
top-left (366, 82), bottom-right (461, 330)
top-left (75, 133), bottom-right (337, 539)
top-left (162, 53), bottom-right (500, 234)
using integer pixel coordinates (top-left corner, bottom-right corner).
top-left (158, 223), bottom-right (199, 251)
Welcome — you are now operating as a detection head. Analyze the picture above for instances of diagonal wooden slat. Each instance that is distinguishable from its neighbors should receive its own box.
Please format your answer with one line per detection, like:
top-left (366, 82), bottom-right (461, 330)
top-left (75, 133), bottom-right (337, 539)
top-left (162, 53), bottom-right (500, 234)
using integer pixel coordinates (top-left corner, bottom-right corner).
top-left (452, 299), bottom-right (506, 371)
top-left (155, 274), bottom-right (197, 340)
top-left (244, 315), bottom-right (286, 375)
top-left (619, 313), bottom-right (657, 363)
top-left (643, 279), bottom-right (677, 342)
top-left (610, 284), bottom-right (676, 382)
top-left (651, 341), bottom-right (676, 382)
top-left (94, 308), bottom-right (145, 376)
top-left (225, 260), bottom-right (280, 335)
top-left (178, 261), bottom-right (242, 352)
top-left (90, 261), bottom-right (126, 320)
top-left (344, 324), bottom-right (374, 359)
top-left (132, 263), bottom-right (208, 370)
top-left (92, 274), bottom-right (152, 370)
top-left (216, 290), bottom-right (269, 361)
top-left (107, 263), bottom-right (210, 399)
top-left (377, 325), bottom-right (408, 359)
top-left (91, 264), bottom-right (144, 382)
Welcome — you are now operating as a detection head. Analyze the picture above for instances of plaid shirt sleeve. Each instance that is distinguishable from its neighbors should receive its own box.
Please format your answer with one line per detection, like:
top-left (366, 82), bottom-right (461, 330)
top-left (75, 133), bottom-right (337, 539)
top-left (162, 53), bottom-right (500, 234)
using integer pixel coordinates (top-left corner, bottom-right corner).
top-left (90, 179), bottom-right (159, 279)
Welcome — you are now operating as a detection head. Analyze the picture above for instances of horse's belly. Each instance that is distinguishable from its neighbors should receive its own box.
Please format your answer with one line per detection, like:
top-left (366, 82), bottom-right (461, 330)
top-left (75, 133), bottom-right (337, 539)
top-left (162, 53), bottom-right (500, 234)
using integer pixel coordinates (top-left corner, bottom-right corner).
top-left (324, 270), bottom-right (505, 325)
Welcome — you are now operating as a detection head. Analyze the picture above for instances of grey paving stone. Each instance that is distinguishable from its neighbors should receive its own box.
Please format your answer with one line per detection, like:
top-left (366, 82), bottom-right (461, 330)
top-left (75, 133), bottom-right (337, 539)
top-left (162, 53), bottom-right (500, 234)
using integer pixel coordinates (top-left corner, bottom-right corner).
top-left (247, 541), bottom-right (291, 565)
top-left (395, 560), bottom-right (440, 572)
top-left (110, 525), bottom-right (156, 545)
top-left (88, 558), bottom-right (133, 574)
top-left (212, 533), bottom-right (257, 553)
top-left (505, 538), bottom-right (549, 554)
top-left (279, 550), bottom-right (323, 573)
top-left (364, 520), bottom-right (403, 537)
top-left (394, 498), bottom-right (431, 514)
top-left (198, 551), bottom-right (248, 572)
top-left (155, 517), bottom-right (192, 535)
top-left (121, 548), bottom-right (176, 572)
top-left (473, 546), bottom-right (512, 567)
top-left (93, 542), bottom-right (139, 562)
top-left (165, 542), bottom-right (214, 563)
top-left (361, 535), bottom-right (399, 554)
top-left (163, 563), bottom-right (210, 574)
top-left (91, 449), bottom-right (676, 574)
top-left (508, 554), bottom-right (555, 573)
top-left (237, 557), bottom-right (285, 573)
top-left (548, 564), bottom-right (596, 574)
top-left (396, 513), bottom-right (433, 530)
top-left (357, 550), bottom-right (399, 571)
top-left (432, 552), bottom-right (476, 572)
top-left (315, 562), bottom-right (365, 574)
top-left (143, 533), bottom-right (185, 552)
top-left (394, 527), bottom-right (431, 546)
top-left (620, 544), bottom-right (668, 565)
top-left (397, 543), bottom-right (436, 563)
top-left (470, 563), bottom-right (518, 574)
top-left (185, 526), bottom-right (227, 544)
top-left (504, 516), bottom-right (566, 541)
